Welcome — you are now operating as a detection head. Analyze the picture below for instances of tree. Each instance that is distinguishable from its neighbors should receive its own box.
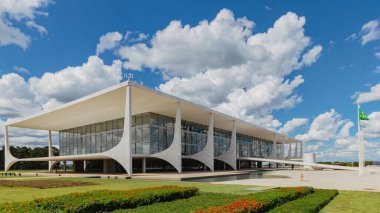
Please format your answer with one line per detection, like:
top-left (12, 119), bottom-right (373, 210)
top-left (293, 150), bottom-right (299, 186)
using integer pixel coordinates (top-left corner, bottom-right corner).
top-left (5, 146), bottom-right (59, 170)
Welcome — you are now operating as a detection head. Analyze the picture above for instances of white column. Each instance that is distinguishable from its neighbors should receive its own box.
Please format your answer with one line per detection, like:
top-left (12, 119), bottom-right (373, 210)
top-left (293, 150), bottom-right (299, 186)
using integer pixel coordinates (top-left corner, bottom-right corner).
top-left (4, 126), bottom-right (18, 172)
top-left (299, 141), bottom-right (303, 158)
top-left (105, 84), bottom-right (133, 176)
top-left (293, 140), bottom-right (298, 159)
top-left (287, 140), bottom-right (292, 160)
top-left (151, 102), bottom-right (182, 173)
top-left (231, 120), bottom-right (237, 170)
top-left (184, 112), bottom-right (214, 171)
top-left (205, 113), bottom-right (214, 171)
top-left (48, 130), bottom-right (53, 172)
top-left (272, 134), bottom-right (277, 167)
top-left (125, 84), bottom-right (132, 176)
top-left (174, 103), bottom-right (182, 173)
top-left (280, 136), bottom-right (285, 167)
top-left (4, 126), bottom-right (9, 153)
top-left (216, 120), bottom-right (237, 170)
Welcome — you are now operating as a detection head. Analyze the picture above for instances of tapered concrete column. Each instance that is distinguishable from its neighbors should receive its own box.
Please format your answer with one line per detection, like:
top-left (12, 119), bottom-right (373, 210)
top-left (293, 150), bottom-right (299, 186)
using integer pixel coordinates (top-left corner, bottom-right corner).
top-left (231, 121), bottom-right (237, 170)
top-left (151, 102), bottom-right (182, 173)
top-left (281, 136), bottom-right (285, 167)
top-left (4, 126), bottom-right (18, 172)
top-left (215, 120), bottom-right (237, 170)
top-left (272, 134), bottom-right (277, 167)
top-left (142, 158), bottom-right (146, 173)
top-left (299, 141), bottom-right (303, 158)
top-left (184, 112), bottom-right (214, 171)
top-left (293, 140), bottom-right (298, 158)
top-left (48, 130), bottom-right (53, 172)
top-left (287, 140), bottom-right (292, 160)
top-left (104, 83), bottom-right (132, 176)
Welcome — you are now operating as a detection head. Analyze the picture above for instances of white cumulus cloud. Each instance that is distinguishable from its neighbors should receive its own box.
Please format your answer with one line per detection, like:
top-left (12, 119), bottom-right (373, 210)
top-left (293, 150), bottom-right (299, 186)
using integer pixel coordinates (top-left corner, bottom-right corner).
top-left (0, 0), bottom-right (50, 49)
top-left (355, 83), bottom-right (380, 103)
top-left (0, 55), bottom-right (123, 147)
top-left (279, 118), bottom-right (308, 134)
top-left (96, 32), bottom-right (123, 55)
top-left (118, 9), bottom-right (323, 129)
top-left (296, 109), bottom-right (349, 142)
top-left (360, 20), bottom-right (380, 45)
top-left (29, 55), bottom-right (122, 103)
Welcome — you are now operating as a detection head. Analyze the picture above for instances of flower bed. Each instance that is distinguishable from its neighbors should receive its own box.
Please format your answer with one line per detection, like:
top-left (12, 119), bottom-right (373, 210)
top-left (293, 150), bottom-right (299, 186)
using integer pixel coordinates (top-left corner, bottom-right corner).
top-left (195, 187), bottom-right (314, 213)
top-left (0, 185), bottom-right (198, 213)
top-left (268, 189), bottom-right (338, 213)
top-left (0, 179), bottom-right (96, 189)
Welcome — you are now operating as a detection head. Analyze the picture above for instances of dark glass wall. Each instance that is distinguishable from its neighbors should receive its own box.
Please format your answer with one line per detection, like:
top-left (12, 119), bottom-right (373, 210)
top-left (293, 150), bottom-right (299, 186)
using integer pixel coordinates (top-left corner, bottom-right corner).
top-left (59, 112), bottom-right (275, 158)
top-left (214, 128), bottom-right (231, 156)
top-left (131, 113), bottom-right (174, 154)
top-left (181, 120), bottom-right (207, 155)
top-left (237, 133), bottom-right (273, 158)
top-left (59, 118), bottom-right (124, 156)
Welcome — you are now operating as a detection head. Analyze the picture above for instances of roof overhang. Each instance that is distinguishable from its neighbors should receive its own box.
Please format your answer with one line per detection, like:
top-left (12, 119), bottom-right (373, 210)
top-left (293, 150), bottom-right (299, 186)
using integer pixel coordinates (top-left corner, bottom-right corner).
top-left (6, 81), bottom-right (300, 143)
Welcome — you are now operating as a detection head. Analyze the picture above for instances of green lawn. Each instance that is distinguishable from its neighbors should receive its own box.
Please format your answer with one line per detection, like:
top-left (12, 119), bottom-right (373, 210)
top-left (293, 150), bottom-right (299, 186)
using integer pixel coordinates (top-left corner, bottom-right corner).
top-left (115, 192), bottom-right (243, 213)
top-left (320, 190), bottom-right (380, 213)
top-left (0, 176), bottom-right (379, 212)
top-left (0, 177), bottom-right (264, 203)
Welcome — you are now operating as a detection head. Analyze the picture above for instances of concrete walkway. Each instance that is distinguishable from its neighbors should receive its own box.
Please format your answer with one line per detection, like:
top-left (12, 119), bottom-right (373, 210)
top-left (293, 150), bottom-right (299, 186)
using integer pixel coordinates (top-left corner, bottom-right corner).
top-left (215, 168), bottom-right (380, 192)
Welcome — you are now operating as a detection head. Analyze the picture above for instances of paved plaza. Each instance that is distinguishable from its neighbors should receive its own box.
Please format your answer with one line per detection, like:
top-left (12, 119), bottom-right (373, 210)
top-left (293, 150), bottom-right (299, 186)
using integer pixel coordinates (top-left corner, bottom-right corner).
top-left (216, 167), bottom-right (380, 192)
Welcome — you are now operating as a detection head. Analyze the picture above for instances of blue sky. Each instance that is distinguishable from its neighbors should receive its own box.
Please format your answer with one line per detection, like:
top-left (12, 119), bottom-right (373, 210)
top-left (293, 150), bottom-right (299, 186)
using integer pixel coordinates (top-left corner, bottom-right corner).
top-left (0, 0), bottom-right (380, 161)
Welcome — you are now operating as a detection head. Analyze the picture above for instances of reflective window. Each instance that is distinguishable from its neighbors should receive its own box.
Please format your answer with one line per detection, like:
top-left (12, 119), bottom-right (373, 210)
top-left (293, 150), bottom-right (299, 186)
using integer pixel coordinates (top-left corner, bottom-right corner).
top-left (59, 118), bottom-right (124, 155)
top-left (59, 112), bottom-right (277, 158)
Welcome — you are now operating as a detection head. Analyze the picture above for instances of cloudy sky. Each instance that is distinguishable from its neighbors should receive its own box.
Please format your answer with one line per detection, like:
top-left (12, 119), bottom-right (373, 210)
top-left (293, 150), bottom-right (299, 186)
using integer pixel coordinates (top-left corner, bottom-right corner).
top-left (0, 0), bottom-right (380, 161)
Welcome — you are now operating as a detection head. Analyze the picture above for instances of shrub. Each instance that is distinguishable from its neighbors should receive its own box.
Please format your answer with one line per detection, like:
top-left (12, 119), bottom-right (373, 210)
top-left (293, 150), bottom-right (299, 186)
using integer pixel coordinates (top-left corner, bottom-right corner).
top-left (0, 185), bottom-right (198, 213)
top-left (195, 187), bottom-right (314, 213)
top-left (268, 189), bottom-right (338, 213)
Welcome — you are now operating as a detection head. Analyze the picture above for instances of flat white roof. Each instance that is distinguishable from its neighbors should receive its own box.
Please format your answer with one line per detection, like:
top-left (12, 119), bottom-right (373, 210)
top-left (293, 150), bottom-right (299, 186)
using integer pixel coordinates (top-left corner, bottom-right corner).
top-left (6, 81), bottom-right (299, 143)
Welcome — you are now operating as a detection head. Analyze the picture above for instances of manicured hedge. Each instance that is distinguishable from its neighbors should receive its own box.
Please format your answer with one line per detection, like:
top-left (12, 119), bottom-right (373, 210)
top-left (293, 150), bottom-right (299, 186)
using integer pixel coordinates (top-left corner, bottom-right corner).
top-left (0, 185), bottom-right (198, 213)
top-left (195, 187), bottom-right (314, 213)
top-left (115, 192), bottom-right (244, 213)
top-left (268, 189), bottom-right (338, 213)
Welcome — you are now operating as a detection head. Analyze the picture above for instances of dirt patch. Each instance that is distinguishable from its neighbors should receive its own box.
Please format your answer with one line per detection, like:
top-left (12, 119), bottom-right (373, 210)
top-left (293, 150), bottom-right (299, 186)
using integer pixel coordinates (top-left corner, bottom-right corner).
top-left (0, 179), bottom-right (97, 189)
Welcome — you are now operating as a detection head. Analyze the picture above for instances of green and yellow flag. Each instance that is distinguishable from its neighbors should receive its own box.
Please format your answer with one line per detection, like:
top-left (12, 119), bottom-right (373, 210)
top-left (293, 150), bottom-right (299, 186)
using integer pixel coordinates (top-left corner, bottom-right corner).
top-left (359, 109), bottom-right (369, 120)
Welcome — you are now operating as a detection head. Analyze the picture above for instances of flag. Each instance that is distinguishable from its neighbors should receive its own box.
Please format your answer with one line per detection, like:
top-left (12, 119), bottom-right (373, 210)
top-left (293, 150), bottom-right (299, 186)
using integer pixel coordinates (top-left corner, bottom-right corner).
top-left (359, 109), bottom-right (369, 120)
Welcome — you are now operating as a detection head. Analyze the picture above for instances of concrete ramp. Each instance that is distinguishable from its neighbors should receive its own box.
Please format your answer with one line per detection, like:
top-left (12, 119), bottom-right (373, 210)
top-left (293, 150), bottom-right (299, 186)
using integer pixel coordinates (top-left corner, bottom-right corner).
top-left (238, 157), bottom-right (357, 171)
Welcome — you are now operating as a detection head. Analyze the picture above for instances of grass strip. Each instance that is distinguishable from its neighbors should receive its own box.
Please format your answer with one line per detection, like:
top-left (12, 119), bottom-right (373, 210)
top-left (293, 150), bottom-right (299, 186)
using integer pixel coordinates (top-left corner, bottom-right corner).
top-left (195, 187), bottom-right (314, 213)
top-left (269, 189), bottom-right (338, 213)
top-left (113, 192), bottom-right (244, 213)
top-left (0, 185), bottom-right (198, 213)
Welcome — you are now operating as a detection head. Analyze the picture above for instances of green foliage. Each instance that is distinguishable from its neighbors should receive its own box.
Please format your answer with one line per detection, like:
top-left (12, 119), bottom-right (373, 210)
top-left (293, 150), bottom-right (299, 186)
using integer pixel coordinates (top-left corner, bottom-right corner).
top-left (194, 187), bottom-right (314, 213)
top-left (6, 145), bottom-right (59, 170)
top-left (269, 189), bottom-right (338, 213)
top-left (115, 192), bottom-right (243, 213)
top-left (0, 186), bottom-right (198, 213)
top-left (318, 161), bottom-right (374, 167)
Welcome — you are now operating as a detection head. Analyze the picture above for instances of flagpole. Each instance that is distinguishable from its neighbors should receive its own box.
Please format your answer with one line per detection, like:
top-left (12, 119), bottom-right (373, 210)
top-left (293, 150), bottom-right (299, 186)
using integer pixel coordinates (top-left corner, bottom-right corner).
top-left (357, 99), bottom-right (364, 176)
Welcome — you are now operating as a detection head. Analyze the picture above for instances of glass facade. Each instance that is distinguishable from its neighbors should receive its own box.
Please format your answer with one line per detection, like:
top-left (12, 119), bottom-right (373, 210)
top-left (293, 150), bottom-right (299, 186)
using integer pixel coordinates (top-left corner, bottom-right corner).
top-left (59, 118), bottom-right (124, 156)
top-left (59, 112), bottom-right (276, 158)
top-left (237, 134), bottom-right (273, 158)
top-left (181, 121), bottom-right (207, 155)
top-left (214, 128), bottom-right (231, 156)
top-left (131, 113), bottom-right (174, 154)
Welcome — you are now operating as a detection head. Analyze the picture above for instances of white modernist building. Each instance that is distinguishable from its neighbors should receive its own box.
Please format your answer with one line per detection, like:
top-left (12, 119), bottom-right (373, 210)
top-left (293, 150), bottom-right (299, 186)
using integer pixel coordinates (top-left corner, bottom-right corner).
top-left (3, 81), bottom-right (306, 176)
